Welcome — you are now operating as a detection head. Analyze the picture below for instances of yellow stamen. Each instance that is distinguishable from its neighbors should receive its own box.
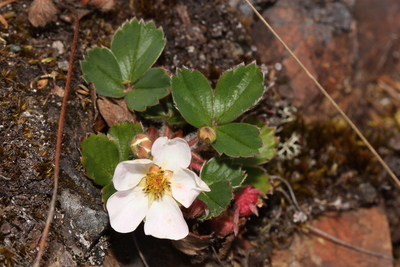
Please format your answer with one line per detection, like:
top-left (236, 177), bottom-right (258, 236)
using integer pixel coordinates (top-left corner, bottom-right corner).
top-left (142, 164), bottom-right (172, 202)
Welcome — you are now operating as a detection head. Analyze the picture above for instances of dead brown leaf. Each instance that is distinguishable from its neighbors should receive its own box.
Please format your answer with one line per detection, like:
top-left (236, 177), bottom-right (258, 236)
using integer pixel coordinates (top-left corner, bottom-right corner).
top-left (172, 232), bottom-right (214, 256)
top-left (28, 0), bottom-right (58, 27)
top-left (97, 97), bottom-right (136, 128)
top-left (82, 0), bottom-right (114, 11)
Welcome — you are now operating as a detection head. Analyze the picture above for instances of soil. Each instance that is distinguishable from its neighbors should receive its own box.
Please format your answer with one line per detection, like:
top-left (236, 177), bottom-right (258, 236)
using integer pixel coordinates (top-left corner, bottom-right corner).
top-left (1, 0), bottom-right (400, 266)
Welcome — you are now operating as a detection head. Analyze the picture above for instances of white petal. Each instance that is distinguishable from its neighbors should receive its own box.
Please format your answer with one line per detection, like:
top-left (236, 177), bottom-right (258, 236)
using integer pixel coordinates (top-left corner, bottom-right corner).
top-left (144, 195), bottom-right (188, 240)
top-left (194, 175), bottom-right (211, 192)
top-left (106, 187), bottom-right (148, 233)
top-left (170, 169), bottom-right (210, 208)
top-left (152, 137), bottom-right (191, 172)
top-left (113, 159), bottom-right (153, 191)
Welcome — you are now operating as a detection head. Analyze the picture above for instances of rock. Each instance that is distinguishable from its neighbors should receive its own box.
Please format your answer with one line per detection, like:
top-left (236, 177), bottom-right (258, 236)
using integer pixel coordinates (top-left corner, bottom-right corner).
top-left (9, 44), bottom-right (22, 53)
top-left (354, 0), bottom-right (400, 76)
top-left (271, 205), bottom-right (393, 267)
top-left (51, 40), bottom-right (65, 56)
top-left (252, 0), bottom-right (356, 114)
top-left (59, 189), bottom-right (108, 253)
top-left (0, 222), bottom-right (11, 235)
top-left (358, 183), bottom-right (377, 206)
top-left (57, 60), bottom-right (69, 71)
top-left (47, 242), bottom-right (77, 267)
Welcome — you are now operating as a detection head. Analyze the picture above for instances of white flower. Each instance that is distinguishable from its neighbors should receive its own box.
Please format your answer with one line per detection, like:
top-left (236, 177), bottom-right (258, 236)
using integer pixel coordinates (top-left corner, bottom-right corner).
top-left (106, 137), bottom-right (210, 240)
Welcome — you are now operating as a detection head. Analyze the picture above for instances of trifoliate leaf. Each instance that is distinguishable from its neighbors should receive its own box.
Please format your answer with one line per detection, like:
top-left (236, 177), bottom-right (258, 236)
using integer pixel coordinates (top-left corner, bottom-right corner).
top-left (233, 117), bottom-right (277, 165)
top-left (125, 68), bottom-right (170, 111)
top-left (198, 157), bottom-right (246, 219)
top-left (108, 122), bottom-right (144, 161)
top-left (214, 64), bottom-right (264, 124)
top-left (81, 47), bottom-right (125, 98)
top-left (212, 123), bottom-right (262, 157)
top-left (241, 166), bottom-right (272, 194)
top-left (81, 134), bottom-right (120, 186)
top-left (111, 19), bottom-right (165, 83)
top-left (172, 68), bottom-right (214, 128)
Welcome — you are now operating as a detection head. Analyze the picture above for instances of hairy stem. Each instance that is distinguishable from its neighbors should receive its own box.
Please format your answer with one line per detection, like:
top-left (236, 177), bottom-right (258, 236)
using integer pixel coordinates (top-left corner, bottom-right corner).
top-left (191, 151), bottom-right (205, 164)
top-left (33, 11), bottom-right (80, 267)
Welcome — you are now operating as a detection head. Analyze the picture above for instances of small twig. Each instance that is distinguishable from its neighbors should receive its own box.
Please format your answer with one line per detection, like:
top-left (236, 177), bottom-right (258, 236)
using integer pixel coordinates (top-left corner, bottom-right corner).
top-left (271, 175), bottom-right (394, 261)
top-left (270, 175), bottom-right (303, 213)
top-left (375, 37), bottom-right (395, 74)
top-left (0, 173), bottom-right (12, 180)
top-left (32, 10), bottom-right (80, 267)
top-left (306, 224), bottom-right (394, 261)
top-left (132, 232), bottom-right (149, 267)
top-left (211, 245), bottom-right (223, 265)
top-left (244, 0), bottom-right (400, 188)
top-left (259, 205), bottom-right (282, 234)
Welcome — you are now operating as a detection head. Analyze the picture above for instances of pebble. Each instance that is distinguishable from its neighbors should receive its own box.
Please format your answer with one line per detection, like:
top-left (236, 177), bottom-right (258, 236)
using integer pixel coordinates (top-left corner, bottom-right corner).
top-left (0, 222), bottom-right (11, 235)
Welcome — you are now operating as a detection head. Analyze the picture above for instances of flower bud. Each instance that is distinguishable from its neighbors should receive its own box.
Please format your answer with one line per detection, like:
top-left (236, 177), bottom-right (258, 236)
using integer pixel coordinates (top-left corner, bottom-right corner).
top-left (130, 133), bottom-right (153, 159)
top-left (198, 127), bottom-right (217, 144)
top-left (234, 185), bottom-right (263, 217)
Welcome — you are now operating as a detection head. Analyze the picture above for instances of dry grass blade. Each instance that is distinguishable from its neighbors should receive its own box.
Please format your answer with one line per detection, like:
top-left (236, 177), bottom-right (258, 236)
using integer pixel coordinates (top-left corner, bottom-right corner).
top-left (243, 0), bottom-right (400, 188)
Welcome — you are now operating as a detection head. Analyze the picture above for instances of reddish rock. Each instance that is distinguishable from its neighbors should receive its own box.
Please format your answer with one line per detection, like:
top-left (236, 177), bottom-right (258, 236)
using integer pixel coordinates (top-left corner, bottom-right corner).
top-left (354, 0), bottom-right (400, 76)
top-left (252, 0), bottom-right (356, 112)
top-left (271, 205), bottom-right (393, 267)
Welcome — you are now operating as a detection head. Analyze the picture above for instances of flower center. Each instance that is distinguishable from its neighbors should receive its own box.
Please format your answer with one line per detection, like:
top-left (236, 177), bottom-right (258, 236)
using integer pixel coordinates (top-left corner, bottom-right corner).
top-left (143, 164), bottom-right (172, 201)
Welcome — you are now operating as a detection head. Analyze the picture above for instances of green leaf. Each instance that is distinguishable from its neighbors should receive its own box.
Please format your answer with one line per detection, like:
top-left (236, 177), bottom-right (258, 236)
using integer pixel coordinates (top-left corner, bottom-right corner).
top-left (212, 123), bottom-right (262, 157)
top-left (214, 64), bottom-right (264, 124)
top-left (111, 19), bottom-right (165, 83)
top-left (81, 134), bottom-right (120, 186)
top-left (198, 181), bottom-right (232, 220)
top-left (172, 68), bottom-right (214, 128)
top-left (81, 47), bottom-right (125, 98)
top-left (108, 122), bottom-right (143, 161)
top-left (102, 183), bottom-right (117, 208)
top-left (242, 166), bottom-right (272, 193)
top-left (200, 157), bottom-right (245, 187)
top-left (143, 96), bottom-right (186, 125)
top-left (233, 117), bottom-right (277, 165)
top-left (198, 158), bottom-right (246, 219)
top-left (125, 68), bottom-right (170, 111)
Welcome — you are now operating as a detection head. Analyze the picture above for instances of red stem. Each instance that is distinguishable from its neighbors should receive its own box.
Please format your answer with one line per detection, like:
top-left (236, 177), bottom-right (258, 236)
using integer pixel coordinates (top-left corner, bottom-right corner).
top-left (190, 161), bottom-right (203, 172)
top-left (148, 126), bottom-right (157, 141)
top-left (187, 135), bottom-right (198, 147)
top-left (191, 151), bottom-right (205, 164)
top-left (163, 123), bottom-right (171, 138)
top-left (33, 13), bottom-right (80, 267)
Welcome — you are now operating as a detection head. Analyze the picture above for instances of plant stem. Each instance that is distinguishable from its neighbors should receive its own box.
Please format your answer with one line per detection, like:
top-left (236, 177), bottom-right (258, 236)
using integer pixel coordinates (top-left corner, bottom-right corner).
top-left (33, 11), bottom-right (80, 267)
top-left (191, 151), bottom-right (205, 164)
top-left (190, 161), bottom-right (203, 172)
